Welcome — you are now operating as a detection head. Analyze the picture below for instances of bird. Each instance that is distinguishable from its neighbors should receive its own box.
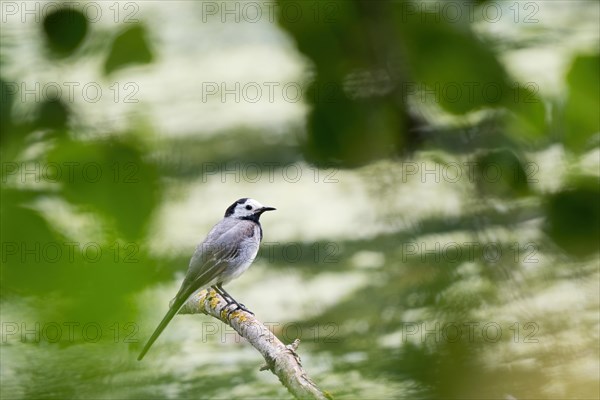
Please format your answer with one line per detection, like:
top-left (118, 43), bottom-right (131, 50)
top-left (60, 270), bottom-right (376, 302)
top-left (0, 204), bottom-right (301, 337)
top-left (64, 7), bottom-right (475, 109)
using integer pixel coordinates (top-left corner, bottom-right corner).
top-left (137, 198), bottom-right (276, 361)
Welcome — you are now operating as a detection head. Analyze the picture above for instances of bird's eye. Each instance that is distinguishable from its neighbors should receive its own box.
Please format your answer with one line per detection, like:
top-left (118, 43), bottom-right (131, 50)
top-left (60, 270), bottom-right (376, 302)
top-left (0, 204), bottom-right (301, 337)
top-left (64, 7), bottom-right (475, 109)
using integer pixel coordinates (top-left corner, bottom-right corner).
top-left (245, 205), bottom-right (252, 210)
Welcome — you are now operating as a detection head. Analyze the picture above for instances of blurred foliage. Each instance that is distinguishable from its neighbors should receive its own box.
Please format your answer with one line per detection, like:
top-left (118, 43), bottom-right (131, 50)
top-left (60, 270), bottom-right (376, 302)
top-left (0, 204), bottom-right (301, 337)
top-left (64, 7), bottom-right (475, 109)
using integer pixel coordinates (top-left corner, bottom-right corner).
top-left (46, 138), bottom-right (161, 240)
top-left (278, 0), bottom-right (550, 167)
top-left (275, 0), bottom-right (599, 398)
top-left (563, 54), bottom-right (600, 151)
top-left (473, 148), bottom-right (531, 197)
top-left (278, 1), bottom-right (417, 166)
top-left (306, 93), bottom-right (406, 165)
top-left (544, 177), bottom-right (600, 257)
top-left (42, 8), bottom-right (88, 57)
top-left (1, 1), bottom-right (599, 399)
top-left (1, 6), bottom-right (162, 324)
top-left (0, 79), bottom-right (15, 137)
top-left (104, 25), bottom-right (154, 75)
top-left (391, 4), bottom-right (510, 114)
top-left (35, 99), bottom-right (70, 129)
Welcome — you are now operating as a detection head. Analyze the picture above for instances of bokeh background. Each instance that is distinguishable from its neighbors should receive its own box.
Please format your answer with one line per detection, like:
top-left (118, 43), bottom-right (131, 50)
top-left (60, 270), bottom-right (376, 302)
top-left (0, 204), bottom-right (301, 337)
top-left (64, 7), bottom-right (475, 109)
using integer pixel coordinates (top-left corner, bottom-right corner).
top-left (1, 1), bottom-right (599, 399)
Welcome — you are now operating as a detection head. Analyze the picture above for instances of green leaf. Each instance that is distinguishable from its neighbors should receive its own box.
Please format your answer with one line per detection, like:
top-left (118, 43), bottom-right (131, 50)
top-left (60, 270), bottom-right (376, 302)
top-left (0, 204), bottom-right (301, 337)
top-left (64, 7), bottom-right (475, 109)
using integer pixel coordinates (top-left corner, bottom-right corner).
top-left (563, 54), bottom-right (600, 151)
top-left (393, 9), bottom-right (511, 115)
top-left (544, 177), bottom-right (600, 257)
top-left (474, 148), bottom-right (531, 197)
top-left (43, 8), bottom-right (88, 57)
top-left (0, 79), bottom-right (15, 135)
top-left (34, 100), bottom-right (69, 130)
top-left (278, 2), bottom-right (410, 166)
top-left (503, 84), bottom-right (547, 142)
top-left (46, 137), bottom-right (161, 239)
top-left (278, 1), bottom-right (372, 77)
top-left (104, 25), bottom-right (153, 75)
top-left (0, 188), bottom-right (63, 293)
top-left (304, 82), bottom-right (405, 166)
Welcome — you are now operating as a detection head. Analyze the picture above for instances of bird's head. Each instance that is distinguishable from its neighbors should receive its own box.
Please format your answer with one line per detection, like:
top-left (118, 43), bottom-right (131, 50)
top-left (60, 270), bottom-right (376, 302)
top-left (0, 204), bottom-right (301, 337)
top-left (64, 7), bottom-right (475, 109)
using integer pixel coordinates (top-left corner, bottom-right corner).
top-left (224, 198), bottom-right (276, 220)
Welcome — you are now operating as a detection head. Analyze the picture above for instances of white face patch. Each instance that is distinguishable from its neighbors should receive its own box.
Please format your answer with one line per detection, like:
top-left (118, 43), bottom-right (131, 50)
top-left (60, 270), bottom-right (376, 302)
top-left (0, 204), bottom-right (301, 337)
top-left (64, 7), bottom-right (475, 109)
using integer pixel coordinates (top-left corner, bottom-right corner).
top-left (233, 198), bottom-right (266, 218)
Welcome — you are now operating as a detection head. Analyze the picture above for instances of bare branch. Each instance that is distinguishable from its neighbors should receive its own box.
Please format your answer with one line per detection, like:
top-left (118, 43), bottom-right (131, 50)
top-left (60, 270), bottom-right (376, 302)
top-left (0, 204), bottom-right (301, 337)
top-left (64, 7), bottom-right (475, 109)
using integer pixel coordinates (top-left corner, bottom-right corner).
top-left (179, 289), bottom-right (332, 400)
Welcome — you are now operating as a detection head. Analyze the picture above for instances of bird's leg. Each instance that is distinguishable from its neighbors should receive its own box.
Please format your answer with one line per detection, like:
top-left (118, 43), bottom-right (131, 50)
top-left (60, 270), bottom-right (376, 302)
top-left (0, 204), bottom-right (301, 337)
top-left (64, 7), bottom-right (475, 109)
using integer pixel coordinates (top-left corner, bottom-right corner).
top-left (212, 284), bottom-right (232, 303)
top-left (215, 283), bottom-right (254, 316)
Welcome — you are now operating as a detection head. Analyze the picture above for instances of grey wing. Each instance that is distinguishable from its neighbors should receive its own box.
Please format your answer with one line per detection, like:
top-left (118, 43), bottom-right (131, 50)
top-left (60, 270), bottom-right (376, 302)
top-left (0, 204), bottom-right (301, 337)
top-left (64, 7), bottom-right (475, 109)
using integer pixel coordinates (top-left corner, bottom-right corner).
top-left (173, 243), bottom-right (235, 301)
top-left (173, 220), bottom-right (256, 300)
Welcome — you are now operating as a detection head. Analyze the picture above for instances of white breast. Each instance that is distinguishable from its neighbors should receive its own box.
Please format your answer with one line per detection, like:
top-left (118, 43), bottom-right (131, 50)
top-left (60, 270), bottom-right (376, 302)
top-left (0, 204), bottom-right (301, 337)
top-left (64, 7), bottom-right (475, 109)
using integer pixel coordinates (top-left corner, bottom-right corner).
top-left (220, 224), bottom-right (261, 284)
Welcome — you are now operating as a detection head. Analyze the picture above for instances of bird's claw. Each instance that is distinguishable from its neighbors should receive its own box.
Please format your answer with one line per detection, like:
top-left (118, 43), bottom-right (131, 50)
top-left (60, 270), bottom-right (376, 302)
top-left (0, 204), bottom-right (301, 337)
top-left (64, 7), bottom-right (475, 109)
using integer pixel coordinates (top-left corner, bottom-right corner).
top-left (224, 301), bottom-right (254, 318)
top-left (237, 303), bottom-right (254, 315)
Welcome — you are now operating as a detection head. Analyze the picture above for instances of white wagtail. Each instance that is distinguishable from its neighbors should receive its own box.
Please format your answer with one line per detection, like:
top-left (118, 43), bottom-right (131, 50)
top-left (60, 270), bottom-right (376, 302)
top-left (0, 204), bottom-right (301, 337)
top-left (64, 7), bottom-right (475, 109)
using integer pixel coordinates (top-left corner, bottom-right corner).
top-left (137, 198), bottom-right (275, 361)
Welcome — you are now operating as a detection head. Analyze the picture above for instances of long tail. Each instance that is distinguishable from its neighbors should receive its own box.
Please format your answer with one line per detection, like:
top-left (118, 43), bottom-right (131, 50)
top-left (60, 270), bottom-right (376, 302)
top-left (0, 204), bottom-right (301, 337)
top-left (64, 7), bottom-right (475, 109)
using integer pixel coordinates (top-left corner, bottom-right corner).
top-left (137, 295), bottom-right (188, 361)
top-left (138, 251), bottom-right (227, 361)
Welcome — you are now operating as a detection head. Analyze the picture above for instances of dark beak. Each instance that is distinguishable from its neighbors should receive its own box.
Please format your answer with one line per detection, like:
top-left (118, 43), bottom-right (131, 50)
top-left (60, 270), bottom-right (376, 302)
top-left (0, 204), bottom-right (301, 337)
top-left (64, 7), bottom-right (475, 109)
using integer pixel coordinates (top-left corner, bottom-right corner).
top-left (259, 206), bottom-right (276, 213)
